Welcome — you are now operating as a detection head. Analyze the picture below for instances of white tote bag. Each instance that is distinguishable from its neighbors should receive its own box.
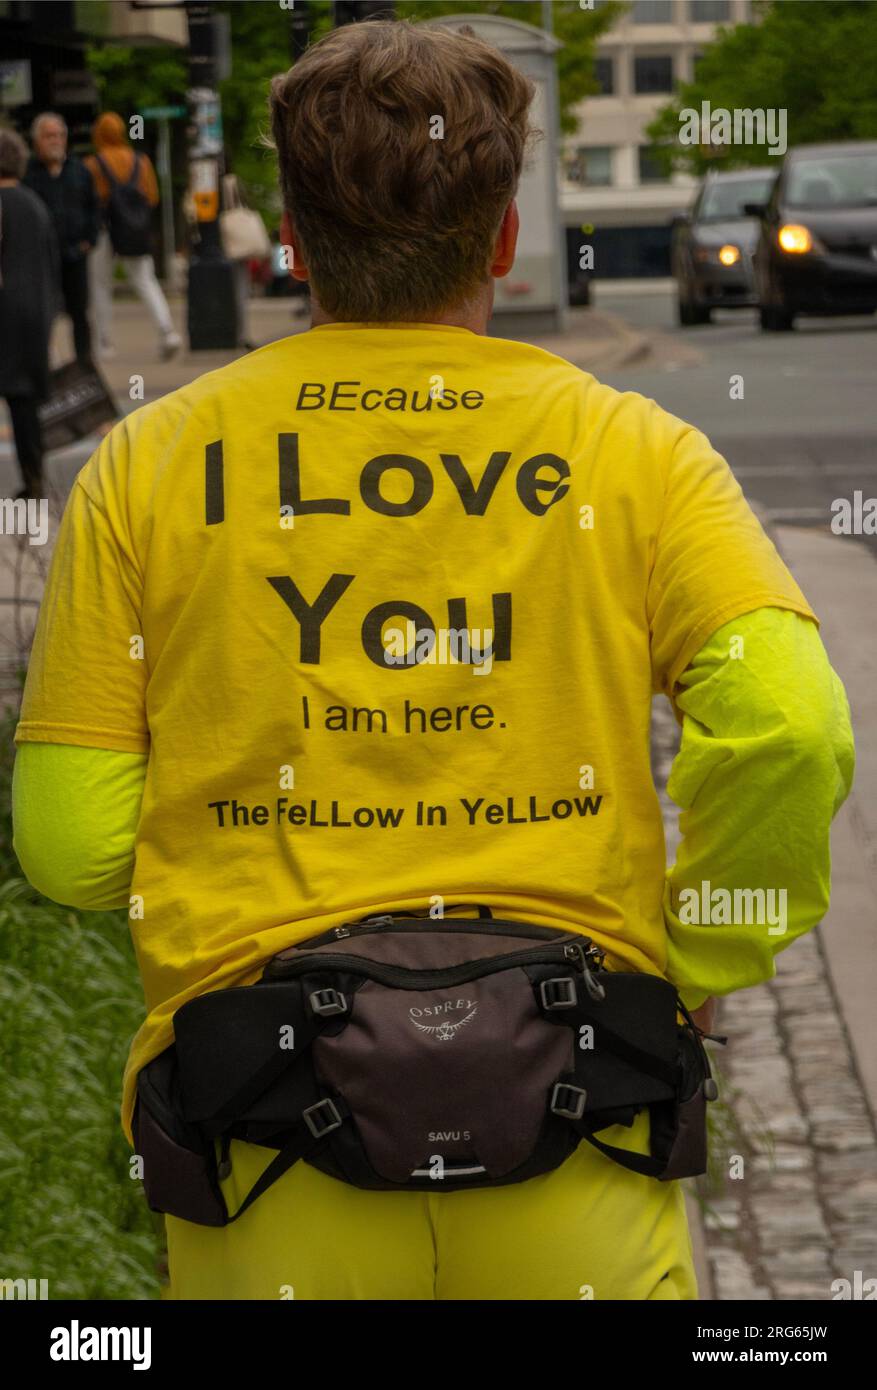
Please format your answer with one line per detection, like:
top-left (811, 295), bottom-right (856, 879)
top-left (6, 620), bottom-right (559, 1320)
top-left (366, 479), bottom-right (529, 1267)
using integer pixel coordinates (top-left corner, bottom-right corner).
top-left (220, 174), bottom-right (271, 261)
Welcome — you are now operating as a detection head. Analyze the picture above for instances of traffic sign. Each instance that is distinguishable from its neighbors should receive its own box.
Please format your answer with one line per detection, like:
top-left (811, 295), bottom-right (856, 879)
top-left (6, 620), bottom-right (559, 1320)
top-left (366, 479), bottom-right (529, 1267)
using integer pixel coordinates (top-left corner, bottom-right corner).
top-left (143, 105), bottom-right (187, 120)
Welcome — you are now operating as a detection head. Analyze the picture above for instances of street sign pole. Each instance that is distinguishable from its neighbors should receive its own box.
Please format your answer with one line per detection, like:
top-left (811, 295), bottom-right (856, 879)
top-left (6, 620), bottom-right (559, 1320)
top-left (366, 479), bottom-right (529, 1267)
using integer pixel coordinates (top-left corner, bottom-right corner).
top-left (155, 115), bottom-right (175, 282)
top-left (185, 0), bottom-right (238, 349)
top-left (143, 105), bottom-right (186, 282)
top-left (288, 0), bottom-right (311, 59)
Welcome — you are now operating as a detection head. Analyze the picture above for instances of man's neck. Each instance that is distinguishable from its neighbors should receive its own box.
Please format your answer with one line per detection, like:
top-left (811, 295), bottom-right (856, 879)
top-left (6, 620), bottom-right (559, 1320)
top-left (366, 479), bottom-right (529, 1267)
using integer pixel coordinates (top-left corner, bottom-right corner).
top-left (308, 288), bottom-right (492, 336)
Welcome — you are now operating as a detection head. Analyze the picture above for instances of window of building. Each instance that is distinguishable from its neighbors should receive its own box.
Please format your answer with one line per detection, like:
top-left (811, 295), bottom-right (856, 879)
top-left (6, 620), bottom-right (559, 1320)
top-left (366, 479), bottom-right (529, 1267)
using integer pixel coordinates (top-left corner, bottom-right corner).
top-left (566, 146), bottom-right (613, 187)
top-left (638, 146), bottom-right (668, 182)
top-left (632, 1), bottom-right (673, 21)
top-left (633, 54), bottom-right (674, 93)
top-left (690, 0), bottom-right (730, 20)
top-left (593, 56), bottom-right (614, 95)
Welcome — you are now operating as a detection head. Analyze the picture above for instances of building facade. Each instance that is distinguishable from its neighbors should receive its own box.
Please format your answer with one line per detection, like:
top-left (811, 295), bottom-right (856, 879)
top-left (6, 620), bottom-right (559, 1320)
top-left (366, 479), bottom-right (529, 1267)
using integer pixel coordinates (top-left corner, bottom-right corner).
top-left (562, 0), bottom-right (753, 280)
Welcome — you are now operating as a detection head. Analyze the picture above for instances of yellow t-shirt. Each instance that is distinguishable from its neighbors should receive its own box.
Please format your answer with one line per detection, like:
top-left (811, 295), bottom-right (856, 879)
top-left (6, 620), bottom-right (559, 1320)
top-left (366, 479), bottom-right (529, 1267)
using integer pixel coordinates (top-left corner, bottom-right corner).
top-left (15, 324), bottom-right (816, 1142)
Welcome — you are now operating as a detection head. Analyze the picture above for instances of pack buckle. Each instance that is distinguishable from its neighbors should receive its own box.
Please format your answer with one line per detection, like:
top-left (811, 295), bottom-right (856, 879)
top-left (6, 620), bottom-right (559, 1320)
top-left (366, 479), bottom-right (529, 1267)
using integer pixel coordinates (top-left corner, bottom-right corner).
top-left (540, 976), bottom-right (578, 1011)
top-left (309, 988), bottom-right (348, 1017)
top-left (550, 1082), bottom-right (588, 1121)
top-left (302, 1098), bottom-right (344, 1139)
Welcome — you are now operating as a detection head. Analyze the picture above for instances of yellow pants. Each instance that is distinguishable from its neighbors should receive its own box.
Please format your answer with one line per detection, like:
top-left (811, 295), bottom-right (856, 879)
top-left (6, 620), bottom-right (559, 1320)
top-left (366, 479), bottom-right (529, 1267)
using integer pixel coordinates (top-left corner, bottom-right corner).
top-left (165, 1109), bottom-right (698, 1300)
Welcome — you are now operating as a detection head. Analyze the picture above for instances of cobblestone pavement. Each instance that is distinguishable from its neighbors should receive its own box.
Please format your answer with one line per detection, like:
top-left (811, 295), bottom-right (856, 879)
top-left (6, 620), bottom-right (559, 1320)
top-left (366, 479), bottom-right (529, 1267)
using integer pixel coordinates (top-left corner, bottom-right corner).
top-left (652, 695), bottom-right (877, 1302)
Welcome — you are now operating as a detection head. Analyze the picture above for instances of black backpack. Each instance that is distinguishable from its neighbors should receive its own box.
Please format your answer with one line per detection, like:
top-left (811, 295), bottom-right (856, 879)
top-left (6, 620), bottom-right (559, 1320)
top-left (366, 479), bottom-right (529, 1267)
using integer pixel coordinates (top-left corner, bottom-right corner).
top-left (95, 152), bottom-right (152, 256)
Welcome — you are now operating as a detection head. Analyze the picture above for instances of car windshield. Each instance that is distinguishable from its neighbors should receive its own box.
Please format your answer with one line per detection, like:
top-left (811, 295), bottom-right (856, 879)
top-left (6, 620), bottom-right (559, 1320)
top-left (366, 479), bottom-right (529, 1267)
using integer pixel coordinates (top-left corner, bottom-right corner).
top-left (786, 153), bottom-right (877, 209)
top-left (698, 175), bottom-right (775, 219)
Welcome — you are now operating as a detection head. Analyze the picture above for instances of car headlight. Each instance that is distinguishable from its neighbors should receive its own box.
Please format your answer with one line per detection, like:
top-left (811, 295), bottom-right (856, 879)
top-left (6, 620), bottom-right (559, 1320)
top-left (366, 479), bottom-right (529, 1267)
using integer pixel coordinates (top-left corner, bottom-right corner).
top-left (777, 224), bottom-right (823, 254)
top-left (693, 243), bottom-right (742, 265)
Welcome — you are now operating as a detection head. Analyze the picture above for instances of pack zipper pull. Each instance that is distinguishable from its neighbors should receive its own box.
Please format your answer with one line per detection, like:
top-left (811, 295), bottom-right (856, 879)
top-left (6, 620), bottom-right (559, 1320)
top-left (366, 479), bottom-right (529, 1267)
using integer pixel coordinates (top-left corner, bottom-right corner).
top-left (563, 943), bottom-right (586, 970)
top-left (586, 942), bottom-right (607, 970)
top-left (563, 942), bottom-right (607, 1001)
top-left (583, 967), bottom-right (606, 1003)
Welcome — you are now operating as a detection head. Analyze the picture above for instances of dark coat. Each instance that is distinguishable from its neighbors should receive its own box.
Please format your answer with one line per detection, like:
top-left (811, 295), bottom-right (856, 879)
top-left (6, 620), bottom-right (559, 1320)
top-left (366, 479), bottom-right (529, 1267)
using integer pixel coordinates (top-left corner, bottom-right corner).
top-left (0, 184), bottom-right (60, 399)
top-left (23, 153), bottom-right (99, 264)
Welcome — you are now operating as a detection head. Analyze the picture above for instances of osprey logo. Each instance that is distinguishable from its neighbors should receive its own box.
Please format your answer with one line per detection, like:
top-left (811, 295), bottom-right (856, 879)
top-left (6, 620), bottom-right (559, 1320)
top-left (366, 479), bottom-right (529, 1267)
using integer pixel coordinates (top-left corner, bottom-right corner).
top-left (409, 997), bottom-right (477, 1040)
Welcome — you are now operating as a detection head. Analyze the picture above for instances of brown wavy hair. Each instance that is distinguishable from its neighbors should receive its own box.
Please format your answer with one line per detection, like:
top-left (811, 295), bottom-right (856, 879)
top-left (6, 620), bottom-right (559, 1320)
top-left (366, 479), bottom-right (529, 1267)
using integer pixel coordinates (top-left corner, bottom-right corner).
top-left (268, 19), bottom-right (535, 320)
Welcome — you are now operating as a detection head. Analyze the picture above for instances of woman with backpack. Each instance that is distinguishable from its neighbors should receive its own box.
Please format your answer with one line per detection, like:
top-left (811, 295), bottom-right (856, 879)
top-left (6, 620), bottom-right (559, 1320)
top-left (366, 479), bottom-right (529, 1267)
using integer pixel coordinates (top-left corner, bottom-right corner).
top-left (85, 112), bottom-right (182, 362)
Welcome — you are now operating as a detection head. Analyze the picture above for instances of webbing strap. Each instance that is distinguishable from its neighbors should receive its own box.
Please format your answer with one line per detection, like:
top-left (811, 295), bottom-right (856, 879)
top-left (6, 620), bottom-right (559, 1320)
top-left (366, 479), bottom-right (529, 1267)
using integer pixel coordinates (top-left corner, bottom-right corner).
top-left (224, 1098), bottom-right (351, 1225)
top-left (578, 1127), bottom-right (665, 1179)
top-left (94, 151), bottom-right (141, 190)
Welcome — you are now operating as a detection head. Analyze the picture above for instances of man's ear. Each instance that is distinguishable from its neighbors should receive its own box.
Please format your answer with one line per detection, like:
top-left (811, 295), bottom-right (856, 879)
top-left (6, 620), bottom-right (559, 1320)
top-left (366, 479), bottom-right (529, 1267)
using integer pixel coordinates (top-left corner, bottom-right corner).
top-left (490, 201), bottom-right (519, 279)
top-left (280, 209), bottom-right (310, 282)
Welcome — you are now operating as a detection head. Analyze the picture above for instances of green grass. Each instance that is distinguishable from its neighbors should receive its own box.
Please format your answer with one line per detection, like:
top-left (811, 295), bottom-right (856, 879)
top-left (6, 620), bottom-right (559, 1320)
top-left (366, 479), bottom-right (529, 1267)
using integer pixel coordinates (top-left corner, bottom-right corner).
top-left (0, 706), bottom-right (163, 1300)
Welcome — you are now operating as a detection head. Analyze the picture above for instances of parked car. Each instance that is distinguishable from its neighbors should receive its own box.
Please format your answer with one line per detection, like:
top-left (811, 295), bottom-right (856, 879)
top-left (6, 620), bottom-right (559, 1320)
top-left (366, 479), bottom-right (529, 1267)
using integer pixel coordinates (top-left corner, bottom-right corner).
top-left (672, 168), bottom-right (777, 325)
top-left (747, 141), bottom-right (877, 331)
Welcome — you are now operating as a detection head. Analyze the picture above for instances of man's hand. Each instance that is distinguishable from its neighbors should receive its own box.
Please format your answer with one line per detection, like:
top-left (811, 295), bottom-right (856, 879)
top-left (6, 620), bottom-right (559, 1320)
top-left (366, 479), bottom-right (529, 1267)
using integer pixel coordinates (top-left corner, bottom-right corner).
top-left (691, 996), bottom-right (716, 1036)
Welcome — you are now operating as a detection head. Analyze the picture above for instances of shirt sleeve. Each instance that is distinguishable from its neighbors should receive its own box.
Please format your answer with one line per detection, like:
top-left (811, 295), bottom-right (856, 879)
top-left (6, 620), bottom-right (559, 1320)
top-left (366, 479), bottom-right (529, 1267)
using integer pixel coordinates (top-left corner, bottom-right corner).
top-left (15, 445), bottom-right (149, 755)
top-left (13, 743), bottom-right (147, 911)
top-left (662, 606), bottom-right (855, 1011)
top-left (648, 423), bottom-right (817, 697)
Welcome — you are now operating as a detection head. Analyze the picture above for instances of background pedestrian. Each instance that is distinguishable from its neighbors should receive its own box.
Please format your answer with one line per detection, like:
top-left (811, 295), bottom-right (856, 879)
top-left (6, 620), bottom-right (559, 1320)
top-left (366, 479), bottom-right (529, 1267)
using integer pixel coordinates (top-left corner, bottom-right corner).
top-left (23, 112), bottom-right (97, 365)
top-left (0, 126), bottom-right (59, 499)
top-left (85, 112), bottom-right (182, 362)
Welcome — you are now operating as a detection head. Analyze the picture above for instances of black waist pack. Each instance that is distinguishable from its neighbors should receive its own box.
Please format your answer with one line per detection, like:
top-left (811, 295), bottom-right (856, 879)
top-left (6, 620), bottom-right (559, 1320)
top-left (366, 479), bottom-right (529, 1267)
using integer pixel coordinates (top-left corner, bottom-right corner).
top-left (133, 908), bottom-right (720, 1227)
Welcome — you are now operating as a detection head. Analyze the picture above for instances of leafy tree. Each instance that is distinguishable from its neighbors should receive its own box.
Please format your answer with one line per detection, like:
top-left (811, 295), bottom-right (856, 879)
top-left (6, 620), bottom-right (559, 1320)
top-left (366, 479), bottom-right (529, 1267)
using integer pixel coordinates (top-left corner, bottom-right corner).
top-left (646, 0), bottom-right (877, 176)
top-left (86, 39), bottom-right (187, 117)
